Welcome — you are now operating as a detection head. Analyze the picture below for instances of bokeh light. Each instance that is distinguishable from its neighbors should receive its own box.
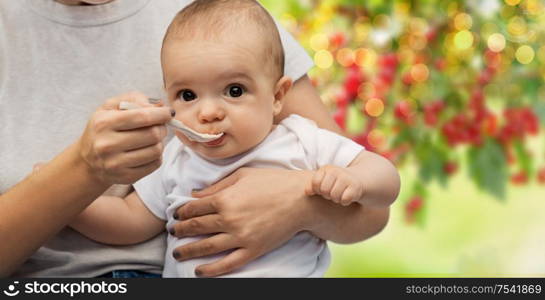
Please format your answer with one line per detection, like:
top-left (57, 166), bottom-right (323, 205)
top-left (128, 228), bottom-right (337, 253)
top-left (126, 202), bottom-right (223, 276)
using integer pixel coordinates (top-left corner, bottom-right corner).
top-left (410, 64), bottom-right (429, 82)
top-left (354, 48), bottom-right (376, 68)
top-left (454, 30), bottom-right (473, 50)
top-left (314, 50), bottom-right (333, 69)
top-left (454, 13), bottom-right (472, 30)
top-left (336, 48), bottom-right (355, 67)
top-left (507, 16), bottom-right (527, 37)
top-left (487, 33), bottom-right (506, 52)
top-left (515, 45), bottom-right (535, 64)
top-left (310, 34), bottom-right (329, 51)
top-left (367, 129), bottom-right (385, 148)
top-left (365, 98), bottom-right (384, 117)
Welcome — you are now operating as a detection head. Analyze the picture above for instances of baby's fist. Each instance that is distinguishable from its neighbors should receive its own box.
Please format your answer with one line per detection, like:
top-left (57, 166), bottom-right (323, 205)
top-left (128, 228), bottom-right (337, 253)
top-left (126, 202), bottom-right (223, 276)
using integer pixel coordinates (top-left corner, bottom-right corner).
top-left (305, 165), bottom-right (364, 206)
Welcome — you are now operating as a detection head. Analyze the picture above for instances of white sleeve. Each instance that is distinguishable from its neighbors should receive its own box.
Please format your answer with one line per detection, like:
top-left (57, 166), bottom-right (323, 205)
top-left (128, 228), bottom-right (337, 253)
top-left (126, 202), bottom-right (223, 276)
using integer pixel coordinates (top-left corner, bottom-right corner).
top-left (281, 115), bottom-right (364, 169)
top-left (273, 18), bottom-right (314, 81)
top-left (313, 127), bottom-right (365, 168)
top-left (132, 138), bottom-right (180, 221)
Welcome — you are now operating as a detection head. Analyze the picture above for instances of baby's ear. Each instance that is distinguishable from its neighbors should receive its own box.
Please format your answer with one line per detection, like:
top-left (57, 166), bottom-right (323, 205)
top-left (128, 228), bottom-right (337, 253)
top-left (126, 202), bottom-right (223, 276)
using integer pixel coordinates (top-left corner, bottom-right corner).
top-left (273, 76), bottom-right (292, 116)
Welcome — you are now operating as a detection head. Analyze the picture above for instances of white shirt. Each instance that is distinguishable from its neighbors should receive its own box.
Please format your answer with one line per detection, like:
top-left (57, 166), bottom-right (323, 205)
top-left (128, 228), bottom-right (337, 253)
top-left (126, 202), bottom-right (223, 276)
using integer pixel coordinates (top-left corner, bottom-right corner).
top-left (134, 115), bottom-right (364, 277)
top-left (1, 0), bottom-right (314, 277)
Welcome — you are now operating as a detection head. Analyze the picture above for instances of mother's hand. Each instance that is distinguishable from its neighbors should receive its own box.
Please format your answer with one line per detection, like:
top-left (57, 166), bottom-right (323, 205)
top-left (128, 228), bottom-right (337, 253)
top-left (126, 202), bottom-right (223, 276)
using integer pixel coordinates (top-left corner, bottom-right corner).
top-left (78, 92), bottom-right (173, 185)
top-left (170, 168), bottom-right (315, 277)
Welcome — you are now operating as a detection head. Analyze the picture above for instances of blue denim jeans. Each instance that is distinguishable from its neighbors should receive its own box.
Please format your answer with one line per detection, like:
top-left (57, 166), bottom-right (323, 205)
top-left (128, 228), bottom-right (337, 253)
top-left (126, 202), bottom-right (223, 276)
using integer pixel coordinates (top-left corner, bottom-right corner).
top-left (97, 270), bottom-right (161, 278)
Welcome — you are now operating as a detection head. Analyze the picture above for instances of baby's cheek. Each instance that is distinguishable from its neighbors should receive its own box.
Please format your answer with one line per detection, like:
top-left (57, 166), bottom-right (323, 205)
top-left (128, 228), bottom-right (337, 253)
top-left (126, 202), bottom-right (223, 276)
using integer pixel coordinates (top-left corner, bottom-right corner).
top-left (240, 120), bottom-right (272, 146)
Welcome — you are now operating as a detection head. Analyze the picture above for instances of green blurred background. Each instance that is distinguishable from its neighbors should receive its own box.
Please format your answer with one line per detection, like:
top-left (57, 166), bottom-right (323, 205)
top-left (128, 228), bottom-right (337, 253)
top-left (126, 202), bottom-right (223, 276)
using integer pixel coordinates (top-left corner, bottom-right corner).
top-left (261, 0), bottom-right (545, 277)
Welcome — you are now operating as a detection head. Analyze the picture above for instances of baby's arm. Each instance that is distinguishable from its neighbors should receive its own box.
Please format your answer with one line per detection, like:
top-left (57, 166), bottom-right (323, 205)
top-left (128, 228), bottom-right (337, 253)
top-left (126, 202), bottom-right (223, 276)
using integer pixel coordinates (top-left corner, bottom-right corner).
top-left (305, 150), bottom-right (400, 207)
top-left (70, 191), bottom-right (165, 245)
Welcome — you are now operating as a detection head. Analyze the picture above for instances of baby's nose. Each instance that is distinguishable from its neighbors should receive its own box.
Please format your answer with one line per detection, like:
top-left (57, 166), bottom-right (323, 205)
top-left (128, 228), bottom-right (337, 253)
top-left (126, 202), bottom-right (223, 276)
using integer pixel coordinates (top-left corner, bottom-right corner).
top-left (198, 99), bottom-right (225, 123)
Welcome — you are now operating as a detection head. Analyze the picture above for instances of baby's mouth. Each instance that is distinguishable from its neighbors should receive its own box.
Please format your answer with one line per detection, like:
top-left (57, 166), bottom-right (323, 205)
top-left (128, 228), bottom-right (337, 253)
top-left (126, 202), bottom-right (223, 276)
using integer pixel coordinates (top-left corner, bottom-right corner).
top-left (203, 134), bottom-right (226, 146)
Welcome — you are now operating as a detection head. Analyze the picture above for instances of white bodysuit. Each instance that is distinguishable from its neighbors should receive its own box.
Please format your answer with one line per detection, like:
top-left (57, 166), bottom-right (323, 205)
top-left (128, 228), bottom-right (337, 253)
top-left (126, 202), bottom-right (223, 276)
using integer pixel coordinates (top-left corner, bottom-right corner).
top-left (134, 115), bottom-right (364, 277)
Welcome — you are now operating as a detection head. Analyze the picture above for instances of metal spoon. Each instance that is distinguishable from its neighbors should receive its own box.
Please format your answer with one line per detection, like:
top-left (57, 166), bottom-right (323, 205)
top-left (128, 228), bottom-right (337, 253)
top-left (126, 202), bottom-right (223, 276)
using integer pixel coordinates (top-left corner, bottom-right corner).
top-left (118, 100), bottom-right (224, 143)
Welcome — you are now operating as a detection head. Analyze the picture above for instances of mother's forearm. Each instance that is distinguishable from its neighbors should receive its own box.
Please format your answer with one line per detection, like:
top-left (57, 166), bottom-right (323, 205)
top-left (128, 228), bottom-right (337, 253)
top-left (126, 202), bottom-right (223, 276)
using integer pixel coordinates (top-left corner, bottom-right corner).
top-left (300, 194), bottom-right (390, 244)
top-left (0, 142), bottom-right (109, 277)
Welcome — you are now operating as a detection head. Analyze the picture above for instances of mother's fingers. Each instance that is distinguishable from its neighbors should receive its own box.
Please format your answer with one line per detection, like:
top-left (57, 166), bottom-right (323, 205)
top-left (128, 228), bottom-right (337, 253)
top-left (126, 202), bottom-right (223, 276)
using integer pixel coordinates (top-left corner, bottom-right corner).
top-left (191, 169), bottom-right (241, 198)
top-left (113, 159), bottom-right (162, 184)
top-left (110, 107), bottom-right (173, 131)
top-left (170, 214), bottom-right (223, 237)
top-left (115, 143), bottom-right (164, 168)
top-left (194, 248), bottom-right (253, 277)
top-left (172, 233), bottom-right (235, 262)
top-left (176, 196), bottom-right (218, 220)
top-left (113, 125), bottom-right (167, 151)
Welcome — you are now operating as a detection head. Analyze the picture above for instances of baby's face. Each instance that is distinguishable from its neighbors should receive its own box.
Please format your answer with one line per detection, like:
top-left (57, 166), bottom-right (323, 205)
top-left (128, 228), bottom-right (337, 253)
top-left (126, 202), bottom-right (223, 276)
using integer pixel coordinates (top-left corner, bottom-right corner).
top-left (162, 34), bottom-right (280, 160)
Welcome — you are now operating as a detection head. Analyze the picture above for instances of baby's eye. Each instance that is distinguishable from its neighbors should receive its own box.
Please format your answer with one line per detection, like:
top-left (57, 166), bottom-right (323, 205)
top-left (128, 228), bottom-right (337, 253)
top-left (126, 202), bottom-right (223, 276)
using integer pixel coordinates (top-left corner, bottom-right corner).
top-left (226, 84), bottom-right (245, 98)
top-left (178, 89), bottom-right (197, 102)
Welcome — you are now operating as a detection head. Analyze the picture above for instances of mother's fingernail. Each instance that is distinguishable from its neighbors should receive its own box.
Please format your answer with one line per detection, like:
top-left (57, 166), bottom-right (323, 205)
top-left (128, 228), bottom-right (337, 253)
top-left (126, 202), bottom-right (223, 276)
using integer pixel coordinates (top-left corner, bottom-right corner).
top-left (195, 269), bottom-right (203, 277)
top-left (170, 109), bottom-right (176, 117)
top-left (173, 213), bottom-right (179, 220)
top-left (173, 251), bottom-right (181, 260)
top-left (168, 227), bottom-right (176, 235)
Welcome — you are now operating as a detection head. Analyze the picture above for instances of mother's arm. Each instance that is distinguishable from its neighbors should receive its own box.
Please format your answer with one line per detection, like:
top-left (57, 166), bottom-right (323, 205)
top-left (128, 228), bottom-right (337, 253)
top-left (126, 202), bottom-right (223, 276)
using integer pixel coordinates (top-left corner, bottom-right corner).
top-left (0, 93), bottom-right (171, 277)
top-left (275, 75), bottom-right (344, 136)
top-left (169, 76), bottom-right (398, 277)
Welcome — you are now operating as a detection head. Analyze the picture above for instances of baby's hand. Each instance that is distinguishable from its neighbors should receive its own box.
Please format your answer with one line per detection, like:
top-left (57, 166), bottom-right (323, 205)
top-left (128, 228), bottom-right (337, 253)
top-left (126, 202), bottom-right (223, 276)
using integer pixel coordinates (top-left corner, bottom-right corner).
top-left (305, 165), bottom-right (364, 206)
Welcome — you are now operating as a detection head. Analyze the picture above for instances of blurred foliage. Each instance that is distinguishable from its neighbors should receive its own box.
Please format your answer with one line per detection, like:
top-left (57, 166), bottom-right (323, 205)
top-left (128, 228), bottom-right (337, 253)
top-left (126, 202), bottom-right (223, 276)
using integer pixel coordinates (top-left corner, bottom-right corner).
top-left (262, 0), bottom-right (545, 225)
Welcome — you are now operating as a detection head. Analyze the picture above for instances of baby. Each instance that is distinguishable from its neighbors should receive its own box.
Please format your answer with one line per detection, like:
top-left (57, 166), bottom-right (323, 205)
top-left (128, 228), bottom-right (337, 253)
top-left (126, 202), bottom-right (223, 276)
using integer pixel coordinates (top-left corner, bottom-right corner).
top-left (72, 0), bottom-right (374, 277)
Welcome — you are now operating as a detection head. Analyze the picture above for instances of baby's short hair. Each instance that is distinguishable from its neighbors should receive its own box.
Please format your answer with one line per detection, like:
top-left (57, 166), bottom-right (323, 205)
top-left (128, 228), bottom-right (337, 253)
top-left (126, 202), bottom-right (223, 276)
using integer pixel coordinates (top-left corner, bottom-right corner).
top-left (163, 0), bottom-right (285, 80)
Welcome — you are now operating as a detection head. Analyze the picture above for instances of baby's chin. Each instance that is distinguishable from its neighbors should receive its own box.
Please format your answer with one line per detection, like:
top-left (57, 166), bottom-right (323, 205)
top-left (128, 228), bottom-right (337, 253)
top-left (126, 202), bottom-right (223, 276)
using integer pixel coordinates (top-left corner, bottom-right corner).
top-left (191, 143), bottom-right (259, 162)
top-left (191, 148), bottom-right (243, 162)
top-left (176, 133), bottom-right (263, 161)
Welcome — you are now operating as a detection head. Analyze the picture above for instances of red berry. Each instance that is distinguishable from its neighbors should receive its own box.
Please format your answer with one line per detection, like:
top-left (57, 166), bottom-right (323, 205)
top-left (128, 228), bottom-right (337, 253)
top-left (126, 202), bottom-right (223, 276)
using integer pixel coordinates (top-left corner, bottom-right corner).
top-left (478, 69), bottom-right (493, 85)
top-left (330, 32), bottom-right (346, 48)
top-left (352, 133), bottom-right (373, 151)
top-left (443, 161), bottom-right (458, 175)
top-left (402, 72), bottom-right (413, 86)
top-left (424, 100), bottom-right (445, 127)
top-left (335, 91), bottom-right (349, 109)
top-left (378, 68), bottom-right (395, 85)
top-left (405, 196), bottom-right (423, 223)
top-left (343, 66), bottom-right (365, 99)
top-left (522, 108), bottom-right (539, 135)
top-left (484, 50), bottom-right (501, 68)
top-left (442, 121), bottom-right (459, 146)
top-left (469, 90), bottom-right (485, 112)
top-left (426, 29), bottom-right (437, 42)
top-left (538, 167), bottom-right (545, 184)
top-left (407, 196), bottom-right (423, 211)
top-left (510, 171), bottom-right (528, 185)
top-left (424, 111), bottom-right (438, 126)
top-left (394, 100), bottom-right (414, 124)
top-left (333, 108), bottom-right (347, 131)
top-left (378, 53), bottom-right (398, 69)
top-left (434, 58), bottom-right (446, 71)
top-left (482, 113), bottom-right (498, 136)
top-left (431, 99), bottom-right (445, 112)
top-left (344, 75), bottom-right (361, 99)
top-left (381, 151), bottom-right (394, 161)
